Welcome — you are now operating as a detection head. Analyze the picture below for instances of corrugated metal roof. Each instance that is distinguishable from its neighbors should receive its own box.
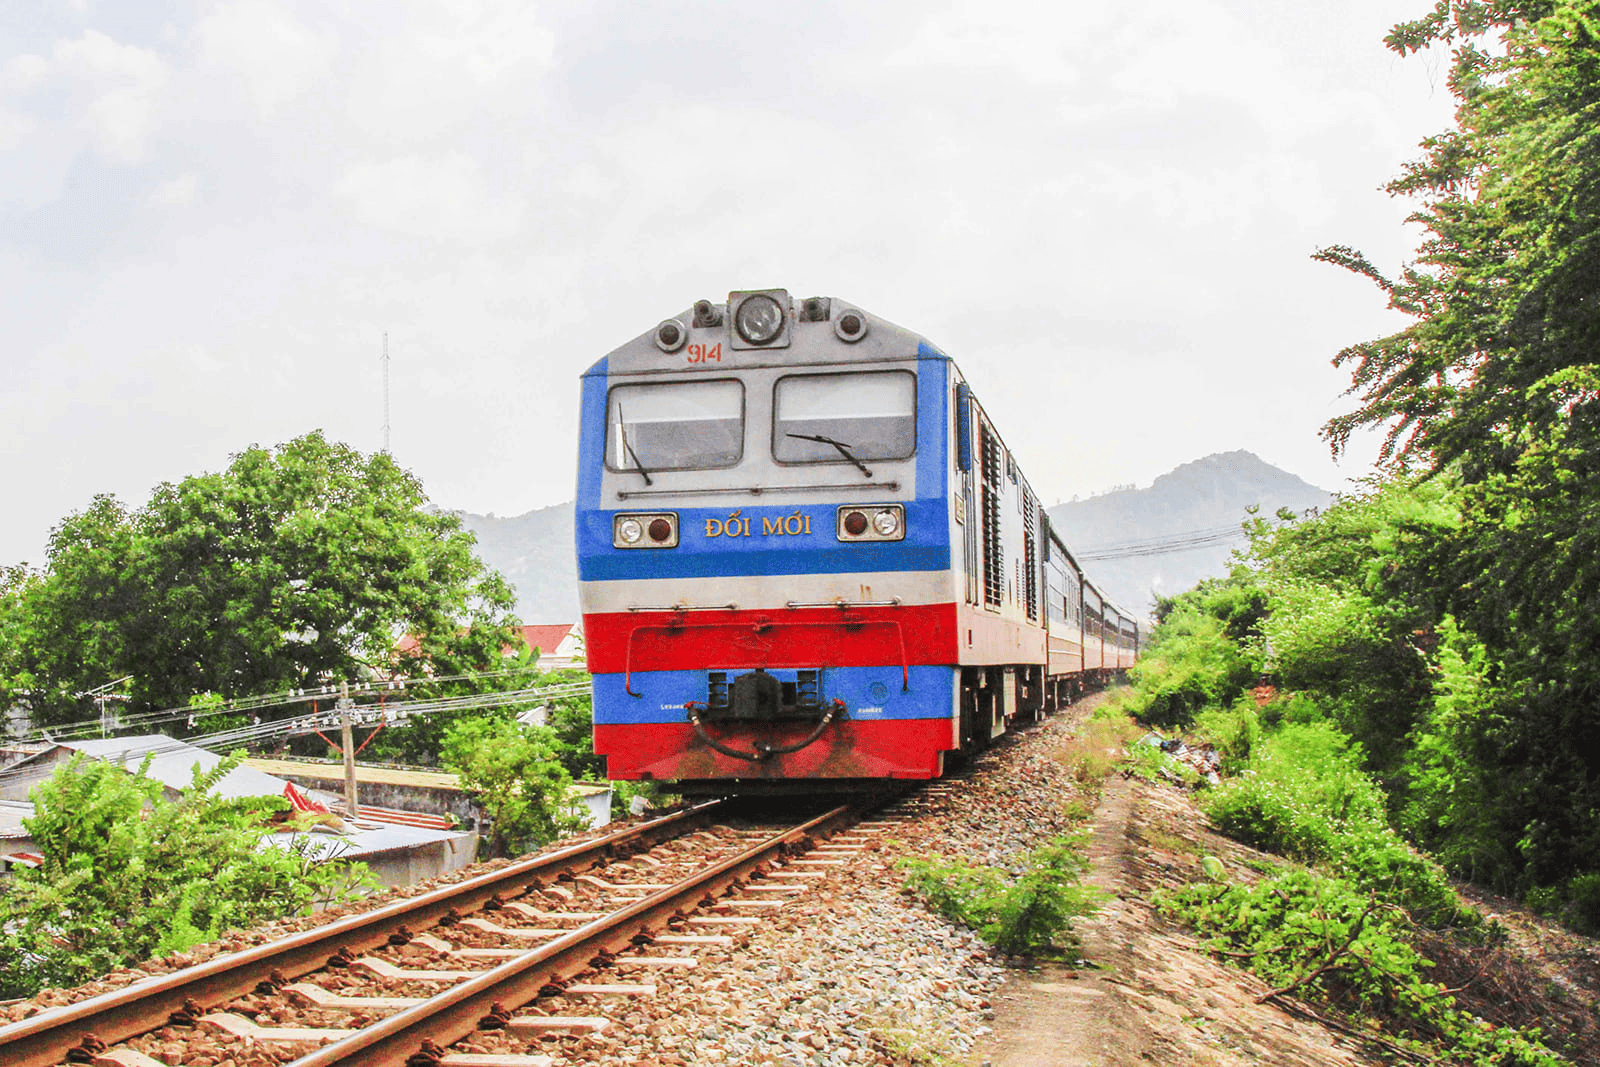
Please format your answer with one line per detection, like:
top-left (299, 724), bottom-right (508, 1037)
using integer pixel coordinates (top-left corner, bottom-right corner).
top-left (0, 799), bottom-right (33, 840)
top-left (60, 736), bottom-right (291, 800)
top-left (245, 758), bottom-right (465, 791)
top-left (261, 822), bottom-right (474, 861)
top-left (244, 758), bottom-right (610, 797)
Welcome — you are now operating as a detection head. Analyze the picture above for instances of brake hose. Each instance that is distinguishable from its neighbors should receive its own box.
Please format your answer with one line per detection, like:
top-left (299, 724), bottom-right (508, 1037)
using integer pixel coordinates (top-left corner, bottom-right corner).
top-left (684, 700), bottom-right (845, 762)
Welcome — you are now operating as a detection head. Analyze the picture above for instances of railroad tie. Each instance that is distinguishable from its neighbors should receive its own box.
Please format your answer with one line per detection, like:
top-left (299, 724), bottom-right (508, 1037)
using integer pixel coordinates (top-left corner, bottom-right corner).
top-left (87, 1049), bottom-right (168, 1067)
top-left (352, 956), bottom-right (477, 982)
top-left (285, 982), bottom-right (427, 1010)
top-left (575, 874), bottom-right (673, 893)
top-left (563, 982), bottom-right (657, 996)
top-left (502, 902), bottom-right (604, 922)
top-left (411, 932), bottom-right (456, 952)
top-left (460, 917), bottom-right (566, 938)
top-left (200, 1012), bottom-right (355, 1043)
top-left (653, 933), bottom-right (734, 946)
top-left (503, 1016), bottom-right (609, 1037)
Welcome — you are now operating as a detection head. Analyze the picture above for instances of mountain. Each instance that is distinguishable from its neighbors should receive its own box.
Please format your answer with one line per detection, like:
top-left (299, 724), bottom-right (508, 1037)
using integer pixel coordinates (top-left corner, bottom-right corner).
top-left (1047, 451), bottom-right (1332, 617)
top-left (452, 502), bottom-right (579, 624)
top-left (454, 450), bottom-right (1331, 626)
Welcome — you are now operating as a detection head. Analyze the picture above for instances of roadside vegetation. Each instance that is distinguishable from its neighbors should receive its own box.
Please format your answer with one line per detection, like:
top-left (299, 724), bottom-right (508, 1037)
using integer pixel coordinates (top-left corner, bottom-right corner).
top-left (0, 753), bottom-right (372, 999)
top-left (1124, 8), bottom-right (1600, 1052)
top-left (897, 828), bottom-right (1104, 957)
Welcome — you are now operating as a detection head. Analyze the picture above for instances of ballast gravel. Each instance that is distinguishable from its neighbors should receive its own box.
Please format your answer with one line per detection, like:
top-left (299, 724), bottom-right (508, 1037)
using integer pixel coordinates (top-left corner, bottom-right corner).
top-left (524, 711), bottom-right (1098, 1067)
top-left (3, 706), bottom-right (1100, 1067)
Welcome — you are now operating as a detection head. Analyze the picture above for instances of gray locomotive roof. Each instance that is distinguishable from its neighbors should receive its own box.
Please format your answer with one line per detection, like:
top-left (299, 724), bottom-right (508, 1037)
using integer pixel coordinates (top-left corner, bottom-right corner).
top-left (581, 291), bottom-right (947, 379)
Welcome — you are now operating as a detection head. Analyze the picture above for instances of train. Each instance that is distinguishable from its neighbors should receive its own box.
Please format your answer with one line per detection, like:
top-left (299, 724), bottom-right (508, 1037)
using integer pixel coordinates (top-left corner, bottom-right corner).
top-left (575, 289), bottom-right (1138, 792)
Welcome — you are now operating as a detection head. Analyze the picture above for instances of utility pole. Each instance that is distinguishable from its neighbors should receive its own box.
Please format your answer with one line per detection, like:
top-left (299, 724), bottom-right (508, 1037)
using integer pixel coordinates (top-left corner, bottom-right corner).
top-left (382, 332), bottom-right (390, 454)
top-left (338, 680), bottom-right (359, 818)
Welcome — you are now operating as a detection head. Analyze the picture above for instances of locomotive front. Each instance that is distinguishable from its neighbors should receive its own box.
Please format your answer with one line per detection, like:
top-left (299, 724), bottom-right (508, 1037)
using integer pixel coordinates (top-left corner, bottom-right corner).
top-left (575, 290), bottom-right (960, 789)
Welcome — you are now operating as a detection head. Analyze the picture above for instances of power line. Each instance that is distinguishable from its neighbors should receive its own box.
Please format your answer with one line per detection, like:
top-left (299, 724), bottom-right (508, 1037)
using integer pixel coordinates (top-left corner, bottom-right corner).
top-left (11, 664), bottom-right (584, 744)
top-left (1072, 523), bottom-right (1248, 561)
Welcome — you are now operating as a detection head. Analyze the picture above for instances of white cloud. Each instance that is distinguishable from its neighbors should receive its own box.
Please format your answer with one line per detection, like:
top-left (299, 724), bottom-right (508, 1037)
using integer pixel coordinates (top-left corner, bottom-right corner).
top-left (196, 0), bottom-right (338, 119)
top-left (148, 171), bottom-right (202, 208)
top-left (882, 0), bottom-right (1096, 85)
top-left (52, 30), bottom-right (170, 161)
top-left (333, 151), bottom-right (524, 243)
top-left (343, 2), bottom-right (555, 144)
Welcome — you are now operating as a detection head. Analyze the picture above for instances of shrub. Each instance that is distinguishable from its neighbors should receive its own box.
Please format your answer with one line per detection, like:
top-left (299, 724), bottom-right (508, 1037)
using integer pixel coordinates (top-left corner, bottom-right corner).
top-left (0, 752), bottom-right (369, 997)
top-left (1161, 870), bottom-right (1560, 1067)
top-left (1192, 695), bottom-right (1263, 768)
top-left (1123, 605), bottom-right (1257, 729)
top-left (898, 833), bottom-right (1103, 956)
top-left (1202, 723), bottom-right (1473, 928)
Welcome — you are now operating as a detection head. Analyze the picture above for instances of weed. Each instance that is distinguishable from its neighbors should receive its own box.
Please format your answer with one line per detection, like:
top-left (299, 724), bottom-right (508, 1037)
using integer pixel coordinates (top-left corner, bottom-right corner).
top-left (1052, 715), bottom-right (1136, 785)
top-left (898, 832), bottom-right (1105, 956)
top-left (1160, 871), bottom-right (1564, 1066)
top-left (1141, 828), bottom-right (1199, 857)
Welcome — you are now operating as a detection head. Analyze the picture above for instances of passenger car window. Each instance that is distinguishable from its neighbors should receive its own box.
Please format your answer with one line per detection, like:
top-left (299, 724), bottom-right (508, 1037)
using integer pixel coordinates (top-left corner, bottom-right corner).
top-left (606, 379), bottom-right (744, 471)
top-left (773, 371), bottom-right (916, 463)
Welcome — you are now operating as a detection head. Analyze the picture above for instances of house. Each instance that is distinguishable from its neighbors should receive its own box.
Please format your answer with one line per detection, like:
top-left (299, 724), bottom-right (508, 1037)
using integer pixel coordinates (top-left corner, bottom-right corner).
top-left (0, 799), bottom-right (40, 872)
top-left (513, 623), bottom-right (584, 668)
top-left (0, 735), bottom-right (288, 803)
top-left (391, 622), bottom-right (583, 671)
top-left (0, 735), bottom-right (477, 887)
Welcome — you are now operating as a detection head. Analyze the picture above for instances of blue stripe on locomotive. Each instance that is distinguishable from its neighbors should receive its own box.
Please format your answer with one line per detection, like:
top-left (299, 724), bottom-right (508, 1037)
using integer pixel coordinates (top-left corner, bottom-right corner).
top-left (576, 500), bottom-right (949, 580)
top-left (576, 352), bottom-right (951, 581)
top-left (591, 665), bottom-right (955, 724)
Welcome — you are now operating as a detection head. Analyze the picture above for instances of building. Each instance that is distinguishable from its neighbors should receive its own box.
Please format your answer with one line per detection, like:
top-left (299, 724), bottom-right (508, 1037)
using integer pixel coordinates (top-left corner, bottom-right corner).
top-left (0, 735), bottom-right (477, 887)
top-left (514, 623), bottom-right (584, 668)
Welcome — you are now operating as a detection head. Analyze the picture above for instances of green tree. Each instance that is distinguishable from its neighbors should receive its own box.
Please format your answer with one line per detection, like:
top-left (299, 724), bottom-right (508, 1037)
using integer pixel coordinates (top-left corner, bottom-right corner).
top-left (1319, 0), bottom-right (1600, 897)
top-left (10, 432), bottom-right (517, 727)
top-left (440, 717), bottom-right (585, 858)
top-left (0, 752), bottom-right (367, 996)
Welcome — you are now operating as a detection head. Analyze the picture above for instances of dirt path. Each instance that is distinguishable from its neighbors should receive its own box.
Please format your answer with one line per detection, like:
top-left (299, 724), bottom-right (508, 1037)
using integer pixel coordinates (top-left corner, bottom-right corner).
top-left (973, 771), bottom-right (1387, 1067)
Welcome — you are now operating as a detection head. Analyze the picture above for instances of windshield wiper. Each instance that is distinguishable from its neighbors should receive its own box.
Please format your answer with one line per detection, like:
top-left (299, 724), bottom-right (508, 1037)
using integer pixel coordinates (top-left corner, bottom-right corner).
top-left (787, 432), bottom-right (872, 478)
top-left (616, 405), bottom-right (653, 485)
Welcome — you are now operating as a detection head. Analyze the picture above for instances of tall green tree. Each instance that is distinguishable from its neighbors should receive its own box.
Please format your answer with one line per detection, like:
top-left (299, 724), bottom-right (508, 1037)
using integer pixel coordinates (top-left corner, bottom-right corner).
top-left (1320, 0), bottom-right (1600, 894)
top-left (10, 431), bottom-right (517, 726)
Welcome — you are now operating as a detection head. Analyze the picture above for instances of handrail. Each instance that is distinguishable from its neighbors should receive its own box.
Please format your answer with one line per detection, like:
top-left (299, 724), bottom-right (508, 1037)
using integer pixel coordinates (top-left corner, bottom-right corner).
top-left (616, 481), bottom-right (899, 499)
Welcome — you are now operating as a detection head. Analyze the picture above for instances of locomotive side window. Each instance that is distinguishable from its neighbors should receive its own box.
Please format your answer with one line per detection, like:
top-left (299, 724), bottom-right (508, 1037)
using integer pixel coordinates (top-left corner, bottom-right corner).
top-left (605, 379), bottom-right (744, 472)
top-left (772, 371), bottom-right (916, 464)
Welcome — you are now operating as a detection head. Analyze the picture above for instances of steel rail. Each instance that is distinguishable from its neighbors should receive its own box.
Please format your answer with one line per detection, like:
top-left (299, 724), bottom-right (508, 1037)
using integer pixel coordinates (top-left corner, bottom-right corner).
top-left (287, 803), bottom-right (856, 1067)
top-left (0, 800), bottom-right (724, 1067)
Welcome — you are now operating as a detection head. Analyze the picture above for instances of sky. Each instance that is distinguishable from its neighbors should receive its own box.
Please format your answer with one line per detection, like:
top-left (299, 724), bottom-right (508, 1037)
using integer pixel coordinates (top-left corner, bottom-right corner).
top-left (1, 1), bottom-right (1458, 567)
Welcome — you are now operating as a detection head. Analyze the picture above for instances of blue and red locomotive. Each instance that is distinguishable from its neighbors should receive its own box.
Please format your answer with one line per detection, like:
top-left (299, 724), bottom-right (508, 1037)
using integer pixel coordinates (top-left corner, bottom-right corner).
top-left (576, 289), bottom-right (1137, 790)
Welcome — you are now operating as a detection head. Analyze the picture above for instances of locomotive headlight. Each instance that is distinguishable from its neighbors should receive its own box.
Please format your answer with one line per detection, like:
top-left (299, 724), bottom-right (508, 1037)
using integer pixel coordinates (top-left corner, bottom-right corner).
top-left (735, 293), bottom-right (784, 345)
top-left (614, 512), bottom-right (679, 548)
top-left (837, 504), bottom-right (905, 542)
top-left (654, 318), bottom-right (687, 352)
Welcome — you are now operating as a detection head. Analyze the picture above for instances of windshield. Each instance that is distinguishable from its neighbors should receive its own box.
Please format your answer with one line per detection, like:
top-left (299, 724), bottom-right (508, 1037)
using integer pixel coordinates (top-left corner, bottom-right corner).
top-left (607, 379), bottom-right (744, 472)
top-left (773, 371), bottom-right (916, 463)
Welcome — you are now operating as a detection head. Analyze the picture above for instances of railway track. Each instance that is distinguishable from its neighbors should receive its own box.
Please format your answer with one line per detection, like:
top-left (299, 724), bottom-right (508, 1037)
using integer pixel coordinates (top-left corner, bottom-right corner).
top-left (0, 797), bottom-right (904, 1067)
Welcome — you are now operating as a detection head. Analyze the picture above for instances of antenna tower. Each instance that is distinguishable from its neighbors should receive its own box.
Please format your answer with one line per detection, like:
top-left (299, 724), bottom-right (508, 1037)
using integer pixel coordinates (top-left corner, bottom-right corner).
top-left (382, 332), bottom-right (390, 453)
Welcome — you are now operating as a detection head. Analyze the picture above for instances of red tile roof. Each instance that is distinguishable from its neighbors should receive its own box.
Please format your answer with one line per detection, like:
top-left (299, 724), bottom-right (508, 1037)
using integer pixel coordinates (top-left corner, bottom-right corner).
top-left (516, 624), bottom-right (578, 657)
